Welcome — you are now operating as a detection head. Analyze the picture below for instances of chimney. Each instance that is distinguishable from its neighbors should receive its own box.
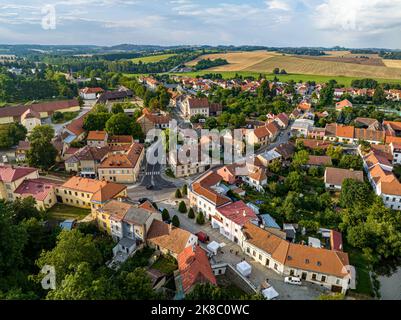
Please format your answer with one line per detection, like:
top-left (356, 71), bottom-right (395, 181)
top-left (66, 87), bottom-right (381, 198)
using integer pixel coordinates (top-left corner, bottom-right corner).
top-left (243, 210), bottom-right (246, 217)
top-left (169, 223), bottom-right (173, 233)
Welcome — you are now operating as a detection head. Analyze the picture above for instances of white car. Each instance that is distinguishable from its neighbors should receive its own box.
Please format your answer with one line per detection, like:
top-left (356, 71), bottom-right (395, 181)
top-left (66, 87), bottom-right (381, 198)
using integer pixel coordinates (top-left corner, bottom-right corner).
top-left (284, 276), bottom-right (302, 286)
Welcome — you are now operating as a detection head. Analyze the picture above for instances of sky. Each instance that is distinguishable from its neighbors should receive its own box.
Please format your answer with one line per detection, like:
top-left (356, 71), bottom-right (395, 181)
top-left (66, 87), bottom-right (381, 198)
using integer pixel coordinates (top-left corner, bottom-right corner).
top-left (0, 0), bottom-right (401, 48)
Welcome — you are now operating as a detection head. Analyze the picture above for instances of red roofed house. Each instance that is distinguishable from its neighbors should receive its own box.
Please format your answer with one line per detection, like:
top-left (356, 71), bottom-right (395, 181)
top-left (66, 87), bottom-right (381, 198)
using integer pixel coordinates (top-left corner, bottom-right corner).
top-left (79, 87), bottom-right (104, 100)
top-left (21, 108), bottom-right (41, 133)
top-left (274, 113), bottom-right (290, 129)
top-left (213, 200), bottom-right (258, 244)
top-left (14, 178), bottom-right (61, 210)
top-left (336, 99), bottom-right (353, 111)
top-left (181, 97), bottom-right (210, 119)
top-left (330, 230), bottom-right (343, 251)
top-left (87, 131), bottom-right (108, 147)
top-left (0, 166), bottom-right (39, 201)
top-left (175, 245), bottom-right (217, 296)
top-left (136, 108), bottom-right (171, 135)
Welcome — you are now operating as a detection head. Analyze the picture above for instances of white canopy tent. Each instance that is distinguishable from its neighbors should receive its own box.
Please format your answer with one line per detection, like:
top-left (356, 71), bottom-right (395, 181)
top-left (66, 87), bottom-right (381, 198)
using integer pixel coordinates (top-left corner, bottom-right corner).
top-left (207, 241), bottom-right (220, 255)
top-left (262, 287), bottom-right (279, 300)
top-left (236, 261), bottom-right (252, 277)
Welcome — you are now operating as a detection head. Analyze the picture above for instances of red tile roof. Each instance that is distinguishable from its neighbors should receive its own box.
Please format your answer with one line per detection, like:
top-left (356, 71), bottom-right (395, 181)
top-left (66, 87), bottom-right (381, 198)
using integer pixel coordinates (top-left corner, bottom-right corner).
top-left (0, 166), bottom-right (37, 183)
top-left (14, 178), bottom-right (61, 201)
top-left (217, 200), bottom-right (257, 226)
top-left (177, 245), bottom-right (217, 293)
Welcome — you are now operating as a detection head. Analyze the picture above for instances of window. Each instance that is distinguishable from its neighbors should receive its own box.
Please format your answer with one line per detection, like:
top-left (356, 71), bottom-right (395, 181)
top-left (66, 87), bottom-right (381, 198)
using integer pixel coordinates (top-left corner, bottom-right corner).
top-left (321, 276), bottom-right (326, 282)
top-left (312, 274), bottom-right (317, 281)
top-left (246, 247), bottom-right (250, 254)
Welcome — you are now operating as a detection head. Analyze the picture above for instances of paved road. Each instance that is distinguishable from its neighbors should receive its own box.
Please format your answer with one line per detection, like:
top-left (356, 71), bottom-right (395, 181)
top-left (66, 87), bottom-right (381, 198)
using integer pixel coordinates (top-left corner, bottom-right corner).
top-left (159, 198), bottom-right (326, 300)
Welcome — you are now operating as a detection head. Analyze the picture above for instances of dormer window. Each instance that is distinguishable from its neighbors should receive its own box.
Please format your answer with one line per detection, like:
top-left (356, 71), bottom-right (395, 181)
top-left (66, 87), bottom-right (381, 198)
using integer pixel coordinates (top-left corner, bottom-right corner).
top-left (305, 259), bottom-right (310, 264)
top-left (317, 261), bottom-right (322, 266)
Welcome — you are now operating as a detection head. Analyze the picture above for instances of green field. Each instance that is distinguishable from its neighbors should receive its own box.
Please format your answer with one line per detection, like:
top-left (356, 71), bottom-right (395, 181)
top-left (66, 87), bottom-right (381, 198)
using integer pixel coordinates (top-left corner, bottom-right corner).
top-left (47, 204), bottom-right (90, 221)
top-left (131, 54), bottom-right (176, 64)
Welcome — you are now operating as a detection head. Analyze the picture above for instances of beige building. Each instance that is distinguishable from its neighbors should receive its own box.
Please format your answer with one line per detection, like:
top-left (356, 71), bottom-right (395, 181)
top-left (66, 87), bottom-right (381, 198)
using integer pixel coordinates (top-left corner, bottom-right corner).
top-left (98, 143), bottom-right (145, 184)
top-left (55, 176), bottom-right (128, 213)
top-left (181, 97), bottom-right (210, 119)
top-left (0, 166), bottom-right (39, 202)
top-left (21, 109), bottom-right (41, 133)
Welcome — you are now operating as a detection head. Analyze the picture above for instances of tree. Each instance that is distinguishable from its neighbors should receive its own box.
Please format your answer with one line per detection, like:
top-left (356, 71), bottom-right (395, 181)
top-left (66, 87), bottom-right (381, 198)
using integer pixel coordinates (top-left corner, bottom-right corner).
top-left (132, 123), bottom-right (145, 141)
top-left (285, 171), bottom-right (304, 192)
top-left (339, 179), bottom-right (372, 208)
top-left (117, 268), bottom-right (159, 300)
top-left (178, 201), bottom-right (187, 213)
top-left (105, 113), bottom-right (134, 136)
top-left (186, 283), bottom-right (224, 300)
top-left (273, 68), bottom-right (280, 75)
top-left (338, 155), bottom-right (363, 170)
top-left (188, 208), bottom-right (195, 219)
top-left (111, 103), bottom-right (124, 114)
top-left (373, 85), bottom-right (386, 105)
top-left (319, 83), bottom-right (334, 107)
top-left (11, 197), bottom-right (42, 224)
top-left (36, 229), bottom-right (103, 284)
top-left (182, 184), bottom-right (188, 196)
top-left (27, 125), bottom-right (58, 170)
top-left (83, 112), bottom-right (111, 131)
top-left (268, 159), bottom-right (282, 174)
top-left (326, 145), bottom-right (343, 161)
top-left (196, 212), bottom-right (205, 225)
top-left (172, 215), bottom-right (180, 227)
top-left (292, 150), bottom-right (310, 169)
top-left (162, 209), bottom-right (170, 221)
top-left (175, 188), bottom-right (182, 199)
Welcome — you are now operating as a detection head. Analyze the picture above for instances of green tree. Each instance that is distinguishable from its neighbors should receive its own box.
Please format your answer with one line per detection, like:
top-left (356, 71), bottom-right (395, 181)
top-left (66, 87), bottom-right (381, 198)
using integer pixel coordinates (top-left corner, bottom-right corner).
top-left (319, 83), bottom-right (334, 107)
top-left (182, 184), bottom-right (188, 196)
top-left (117, 268), bottom-right (159, 300)
top-left (285, 171), bottom-right (304, 192)
top-left (162, 209), bottom-right (170, 221)
top-left (338, 155), bottom-right (363, 170)
top-left (83, 112), bottom-right (111, 131)
top-left (36, 229), bottom-right (103, 284)
top-left (188, 208), bottom-right (195, 219)
top-left (268, 159), bottom-right (282, 174)
top-left (196, 212), bottom-right (205, 225)
top-left (178, 201), bottom-right (187, 213)
top-left (27, 125), bottom-right (57, 170)
top-left (292, 150), bottom-right (310, 169)
top-left (326, 145), bottom-right (343, 161)
top-left (111, 103), bottom-right (124, 114)
top-left (105, 113), bottom-right (134, 136)
top-left (373, 85), bottom-right (386, 105)
top-left (186, 283), bottom-right (224, 300)
top-left (175, 188), bottom-right (182, 198)
top-left (172, 215), bottom-right (180, 227)
top-left (339, 179), bottom-right (372, 208)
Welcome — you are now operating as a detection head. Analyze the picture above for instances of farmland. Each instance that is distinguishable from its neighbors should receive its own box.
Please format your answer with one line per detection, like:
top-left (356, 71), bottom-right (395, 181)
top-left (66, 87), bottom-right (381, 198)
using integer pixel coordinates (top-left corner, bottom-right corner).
top-left (186, 51), bottom-right (401, 80)
top-left (130, 54), bottom-right (176, 64)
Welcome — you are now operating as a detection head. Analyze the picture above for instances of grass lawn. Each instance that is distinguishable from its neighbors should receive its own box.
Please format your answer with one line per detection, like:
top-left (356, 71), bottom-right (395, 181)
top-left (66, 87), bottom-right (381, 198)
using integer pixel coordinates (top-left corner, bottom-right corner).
top-left (131, 54), bottom-right (176, 64)
top-left (47, 203), bottom-right (90, 221)
top-left (151, 256), bottom-right (178, 275)
top-left (347, 247), bottom-right (375, 297)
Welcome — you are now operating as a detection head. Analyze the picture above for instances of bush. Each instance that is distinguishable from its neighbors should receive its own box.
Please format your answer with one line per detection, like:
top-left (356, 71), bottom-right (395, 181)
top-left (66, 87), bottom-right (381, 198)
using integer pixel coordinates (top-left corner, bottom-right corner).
top-left (188, 208), bottom-right (195, 219)
top-left (175, 189), bottom-right (182, 198)
top-left (182, 184), bottom-right (188, 196)
top-left (172, 215), bottom-right (180, 227)
top-left (196, 212), bottom-right (205, 225)
top-left (178, 201), bottom-right (187, 213)
top-left (162, 209), bottom-right (170, 222)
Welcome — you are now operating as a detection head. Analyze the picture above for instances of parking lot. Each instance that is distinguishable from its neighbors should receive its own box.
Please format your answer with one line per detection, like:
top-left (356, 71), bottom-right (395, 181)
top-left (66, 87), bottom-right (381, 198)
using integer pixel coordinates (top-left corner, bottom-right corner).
top-left (160, 199), bottom-right (326, 300)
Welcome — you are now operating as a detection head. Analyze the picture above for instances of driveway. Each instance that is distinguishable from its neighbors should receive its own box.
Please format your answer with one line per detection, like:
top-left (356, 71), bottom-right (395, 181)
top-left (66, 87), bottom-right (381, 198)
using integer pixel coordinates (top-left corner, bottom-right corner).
top-left (159, 198), bottom-right (326, 300)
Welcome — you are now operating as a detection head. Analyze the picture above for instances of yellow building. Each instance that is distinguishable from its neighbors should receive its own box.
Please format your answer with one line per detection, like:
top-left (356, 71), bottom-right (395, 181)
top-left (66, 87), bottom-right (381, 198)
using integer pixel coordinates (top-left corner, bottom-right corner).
top-left (55, 177), bottom-right (128, 220)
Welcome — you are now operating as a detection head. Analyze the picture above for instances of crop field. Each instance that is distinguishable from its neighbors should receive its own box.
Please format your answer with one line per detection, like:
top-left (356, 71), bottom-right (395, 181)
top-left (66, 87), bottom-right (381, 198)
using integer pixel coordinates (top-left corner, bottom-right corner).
top-left (186, 51), bottom-right (278, 70)
top-left (187, 51), bottom-right (401, 80)
top-left (383, 59), bottom-right (401, 69)
top-left (131, 53), bottom-right (176, 64)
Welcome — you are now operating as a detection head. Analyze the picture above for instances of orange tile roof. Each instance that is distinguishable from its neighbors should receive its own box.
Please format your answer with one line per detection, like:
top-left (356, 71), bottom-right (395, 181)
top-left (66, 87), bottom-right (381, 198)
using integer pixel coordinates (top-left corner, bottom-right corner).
top-left (335, 99), bottom-right (353, 110)
top-left (242, 222), bottom-right (350, 278)
top-left (253, 126), bottom-right (270, 139)
top-left (192, 171), bottom-right (231, 207)
top-left (147, 220), bottom-right (193, 255)
top-left (99, 143), bottom-right (144, 169)
top-left (336, 125), bottom-right (355, 139)
top-left (87, 131), bottom-right (107, 141)
top-left (177, 245), bottom-right (217, 293)
top-left (61, 177), bottom-right (126, 204)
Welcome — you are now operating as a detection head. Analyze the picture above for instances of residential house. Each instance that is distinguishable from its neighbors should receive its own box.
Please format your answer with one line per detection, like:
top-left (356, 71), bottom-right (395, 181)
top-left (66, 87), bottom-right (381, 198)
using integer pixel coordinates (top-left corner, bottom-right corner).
top-left (306, 156), bottom-right (332, 168)
top-left (257, 149), bottom-right (282, 166)
top-left (79, 87), bottom-right (104, 100)
top-left (55, 176), bottom-right (127, 212)
top-left (97, 87), bottom-right (133, 105)
top-left (274, 113), bottom-right (290, 129)
top-left (336, 99), bottom-right (353, 111)
top-left (15, 140), bottom-right (31, 162)
top-left (147, 219), bottom-right (198, 258)
top-left (335, 125), bottom-right (355, 144)
top-left (13, 178), bottom-right (61, 210)
top-left (21, 109), bottom-right (41, 133)
top-left (290, 119), bottom-right (314, 137)
top-left (136, 108), bottom-right (171, 135)
top-left (212, 200), bottom-right (258, 244)
top-left (98, 143), bottom-right (145, 183)
top-left (108, 135), bottom-right (134, 147)
top-left (241, 222), bottom-right (354, 294)
top-left (175, 245), bottom-right (217, 297)
top-left (87, 131), bottom-right (108, 147)
top-left (324, 167), bottom-right (364, 190)
top-left (64, 145), bottom-right (110, 178)
top-left (0, 166), bottom-right (39, 202)
top-left (64, 111), bottom-right (88, 143)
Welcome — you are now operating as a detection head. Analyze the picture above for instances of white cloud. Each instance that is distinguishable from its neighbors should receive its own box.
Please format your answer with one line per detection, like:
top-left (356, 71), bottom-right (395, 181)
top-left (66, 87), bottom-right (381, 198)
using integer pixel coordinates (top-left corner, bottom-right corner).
top-left (266, 0), bottom-right (292, 11)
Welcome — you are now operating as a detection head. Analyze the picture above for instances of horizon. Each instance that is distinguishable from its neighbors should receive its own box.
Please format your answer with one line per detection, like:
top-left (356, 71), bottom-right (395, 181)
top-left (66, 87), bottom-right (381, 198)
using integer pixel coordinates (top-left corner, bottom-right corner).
top-left (1, 1), bottom-right (401, 49)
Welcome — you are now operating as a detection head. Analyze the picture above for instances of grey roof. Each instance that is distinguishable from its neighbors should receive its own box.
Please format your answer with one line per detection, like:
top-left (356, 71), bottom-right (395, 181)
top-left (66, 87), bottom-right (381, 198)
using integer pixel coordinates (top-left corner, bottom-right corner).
top-left (123, 207), bottom-right (152, 225)
top-left (118, 237), bottom-right (136, 248)
top-left (260, 214), bottom-right (280, 229)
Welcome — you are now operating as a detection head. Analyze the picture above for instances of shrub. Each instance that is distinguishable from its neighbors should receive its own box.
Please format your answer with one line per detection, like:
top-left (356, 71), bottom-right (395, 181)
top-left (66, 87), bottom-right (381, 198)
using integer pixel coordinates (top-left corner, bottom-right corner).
top-left (175, 189), bottom-right (182, 198)
top-left (188, 208), bottom-right (195, 219)
top-left (178, 201), bottom-right (187, 213)
top-left (182, 184), bottom-right (188, 196)
top-left (162, 209), bottom-right (170, 221)
top-left (172, 215), bottom-right (180, 227)
top-left (196, 212), bottom-right (205, 225)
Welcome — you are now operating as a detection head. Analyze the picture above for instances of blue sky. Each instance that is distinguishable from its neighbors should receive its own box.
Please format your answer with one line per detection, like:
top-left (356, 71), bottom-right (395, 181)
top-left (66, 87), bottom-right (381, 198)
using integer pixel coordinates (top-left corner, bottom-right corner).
top-left (0, 0), bottom-right (401, 48)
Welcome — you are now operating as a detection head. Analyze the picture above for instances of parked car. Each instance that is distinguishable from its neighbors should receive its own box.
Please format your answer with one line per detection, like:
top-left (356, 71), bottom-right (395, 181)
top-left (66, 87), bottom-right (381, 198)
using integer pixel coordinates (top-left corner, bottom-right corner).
top-left (196, 231), bottom-right (210, 243)
top-left (284, 276), bottom-right (302, 286)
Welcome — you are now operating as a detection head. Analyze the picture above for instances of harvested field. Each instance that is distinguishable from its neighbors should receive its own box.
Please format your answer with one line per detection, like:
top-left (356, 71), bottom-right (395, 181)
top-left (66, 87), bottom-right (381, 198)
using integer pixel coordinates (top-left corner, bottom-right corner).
top-left (301, 55), bottom-right (385, 66)
top-left (383, 59), bottom-right (401, 69)
top-left (186, 51), bottom-right (278, 70)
